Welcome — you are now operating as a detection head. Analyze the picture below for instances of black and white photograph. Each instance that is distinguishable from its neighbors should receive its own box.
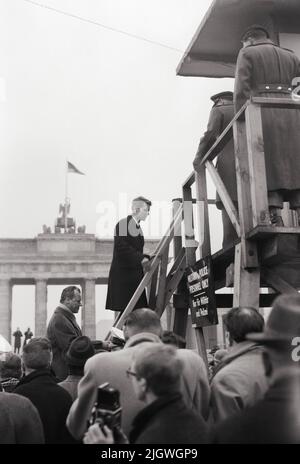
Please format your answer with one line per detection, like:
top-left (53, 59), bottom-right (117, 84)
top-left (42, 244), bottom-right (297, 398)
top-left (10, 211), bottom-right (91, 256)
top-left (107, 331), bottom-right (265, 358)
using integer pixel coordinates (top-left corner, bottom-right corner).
top-left (0, 0), bottom-right (300, 448)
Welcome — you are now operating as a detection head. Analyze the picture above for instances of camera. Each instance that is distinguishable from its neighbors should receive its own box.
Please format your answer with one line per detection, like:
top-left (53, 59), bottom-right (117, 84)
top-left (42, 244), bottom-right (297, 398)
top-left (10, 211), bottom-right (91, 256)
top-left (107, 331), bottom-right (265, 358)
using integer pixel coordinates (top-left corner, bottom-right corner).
top-left (89, 382), bottom-right (122, 432)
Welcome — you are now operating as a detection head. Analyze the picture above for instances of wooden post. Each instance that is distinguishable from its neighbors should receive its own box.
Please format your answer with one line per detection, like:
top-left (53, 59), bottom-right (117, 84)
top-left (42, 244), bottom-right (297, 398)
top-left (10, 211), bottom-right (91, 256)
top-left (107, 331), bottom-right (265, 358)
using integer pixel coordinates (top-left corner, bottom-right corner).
top-left (172, 199), bottom-right (189, 339)
top-left (233, 111), bottom-right (260, 308)
top-left (245, 103), bottom-right (269, 228)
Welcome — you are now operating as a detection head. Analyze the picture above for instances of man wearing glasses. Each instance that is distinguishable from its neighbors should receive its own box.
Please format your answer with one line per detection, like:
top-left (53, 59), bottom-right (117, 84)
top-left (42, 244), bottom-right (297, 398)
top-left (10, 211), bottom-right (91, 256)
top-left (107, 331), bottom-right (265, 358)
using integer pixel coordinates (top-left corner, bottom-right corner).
top-left (84, 344), bottom-right (208, 444)
top-left (47, 286), bottom-right (82, 381)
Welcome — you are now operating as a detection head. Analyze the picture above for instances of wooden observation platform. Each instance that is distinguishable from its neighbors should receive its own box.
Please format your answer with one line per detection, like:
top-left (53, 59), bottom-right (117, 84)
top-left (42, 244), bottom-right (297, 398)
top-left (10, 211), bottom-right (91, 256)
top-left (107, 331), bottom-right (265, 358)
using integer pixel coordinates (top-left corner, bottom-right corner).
top-left (107, 0), bottom-right (300, 365)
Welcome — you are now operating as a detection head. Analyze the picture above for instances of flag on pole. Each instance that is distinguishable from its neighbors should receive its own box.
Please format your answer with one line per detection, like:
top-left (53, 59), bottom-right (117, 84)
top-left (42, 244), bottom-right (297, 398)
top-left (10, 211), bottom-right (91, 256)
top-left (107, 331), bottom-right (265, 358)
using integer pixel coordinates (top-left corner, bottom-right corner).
top-left (67, 161), bottom-right (85, 175)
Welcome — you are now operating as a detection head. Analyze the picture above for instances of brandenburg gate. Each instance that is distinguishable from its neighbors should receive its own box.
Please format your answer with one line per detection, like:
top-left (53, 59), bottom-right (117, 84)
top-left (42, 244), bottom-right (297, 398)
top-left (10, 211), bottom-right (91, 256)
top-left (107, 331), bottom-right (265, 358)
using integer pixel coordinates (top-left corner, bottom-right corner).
top-left (0, 206), bottom-right (158, 341)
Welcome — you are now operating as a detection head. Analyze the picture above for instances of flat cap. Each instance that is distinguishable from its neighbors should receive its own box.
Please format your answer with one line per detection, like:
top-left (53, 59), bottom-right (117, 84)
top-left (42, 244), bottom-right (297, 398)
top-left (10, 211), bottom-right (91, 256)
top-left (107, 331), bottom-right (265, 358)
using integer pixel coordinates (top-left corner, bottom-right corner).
top-left (211, 91), bottom-right (233, 102)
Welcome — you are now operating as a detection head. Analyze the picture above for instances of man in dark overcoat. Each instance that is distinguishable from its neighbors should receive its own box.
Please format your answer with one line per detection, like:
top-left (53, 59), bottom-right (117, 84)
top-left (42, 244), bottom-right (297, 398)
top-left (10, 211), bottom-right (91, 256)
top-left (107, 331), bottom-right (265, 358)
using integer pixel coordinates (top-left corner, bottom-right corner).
top-left (12, 328), bottom-right (23, 354)
top-left (14, 337), bottom-right (74, 444)
top-left (47, 286), bottom-right (82, 381)
top-left (193, 92), bottom-right (237, 248)
top-left (106, 196), bottom-right (152, 313)
top-left (234, 25), bottom-right (300, 226)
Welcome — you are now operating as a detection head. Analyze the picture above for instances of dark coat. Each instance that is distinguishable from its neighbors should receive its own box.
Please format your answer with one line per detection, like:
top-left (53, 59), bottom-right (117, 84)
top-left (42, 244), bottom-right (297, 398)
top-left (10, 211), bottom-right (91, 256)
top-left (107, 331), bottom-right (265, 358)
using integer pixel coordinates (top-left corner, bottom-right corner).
top-left (13, 369), bottom-right (74, 444)
top-left (106, 215), bottom-right (149, 311)
top-left (234, 39), bottom-right (300, 192)
top-left (13, 330), bottom-right (22, 348)
top-left (129, 393), bottom-right (208, 444)
top-left (47, 306), bottom-right (82, 381)
top-left (211, 369), bottom-right (300, 444)
top-left (0, 392), bottom-right (44, 444)
top-left (195, 98), bottom-right (237, 207)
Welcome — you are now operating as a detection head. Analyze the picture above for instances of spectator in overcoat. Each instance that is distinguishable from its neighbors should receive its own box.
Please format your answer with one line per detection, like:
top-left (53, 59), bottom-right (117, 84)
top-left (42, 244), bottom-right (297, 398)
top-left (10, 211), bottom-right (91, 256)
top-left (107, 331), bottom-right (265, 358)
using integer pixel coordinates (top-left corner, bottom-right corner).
top-left (47, 286), bottom-right (82, 380)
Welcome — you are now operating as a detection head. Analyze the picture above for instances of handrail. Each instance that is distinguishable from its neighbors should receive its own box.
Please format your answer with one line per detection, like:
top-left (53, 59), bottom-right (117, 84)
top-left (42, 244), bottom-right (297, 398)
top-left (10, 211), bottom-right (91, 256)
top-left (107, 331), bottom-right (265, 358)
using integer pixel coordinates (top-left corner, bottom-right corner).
top-left (110, 203), bottom-right (183, 332)
top-left (183, 96), bottom-right (300, 190)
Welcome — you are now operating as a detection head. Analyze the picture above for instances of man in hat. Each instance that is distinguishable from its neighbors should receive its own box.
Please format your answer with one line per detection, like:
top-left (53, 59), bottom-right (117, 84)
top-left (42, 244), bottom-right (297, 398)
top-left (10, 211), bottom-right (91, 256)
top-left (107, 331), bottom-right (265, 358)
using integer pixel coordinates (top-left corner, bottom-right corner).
top-left (234, 24), bottom-right (300, 226)
top-left (59, 336), bottom-right (95, 401)
top-left (193, 92), bottom-right (237, 248)
top-left (106, 196), bottom-right (152, 313)
top-left (211, 293), bottom-right (300, 443)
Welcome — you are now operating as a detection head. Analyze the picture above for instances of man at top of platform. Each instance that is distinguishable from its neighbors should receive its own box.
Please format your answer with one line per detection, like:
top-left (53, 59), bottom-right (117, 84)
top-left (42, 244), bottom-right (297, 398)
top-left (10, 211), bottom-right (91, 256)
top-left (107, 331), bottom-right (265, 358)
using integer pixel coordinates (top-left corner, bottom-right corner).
top-left (105, 196), bottom-right (152, 313)
top-left (193, 91), bottom-right (238, 248)
top-left (234, 24), bottom-right (300, 227)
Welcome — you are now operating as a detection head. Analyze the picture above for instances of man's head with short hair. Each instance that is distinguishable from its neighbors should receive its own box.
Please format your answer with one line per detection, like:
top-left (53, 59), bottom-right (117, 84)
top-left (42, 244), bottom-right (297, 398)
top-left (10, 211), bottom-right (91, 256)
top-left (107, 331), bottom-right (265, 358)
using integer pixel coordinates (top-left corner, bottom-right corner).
top-left (22, 337), bottom-right (52, 371)
top-left (0, 352), bottom-right (22, 380)
top-left (241, 24), bottom-right (270, 47)
top-left (123, 308), bottom-right (162, 341)
top-left (60, 286), bottom-right (82, 314)
top-left (224, 306), bottom-right (264, 345)
top-left (131, 196), bottom-right (152, 222)
top-left (132, 343), bottom-right (183, 399)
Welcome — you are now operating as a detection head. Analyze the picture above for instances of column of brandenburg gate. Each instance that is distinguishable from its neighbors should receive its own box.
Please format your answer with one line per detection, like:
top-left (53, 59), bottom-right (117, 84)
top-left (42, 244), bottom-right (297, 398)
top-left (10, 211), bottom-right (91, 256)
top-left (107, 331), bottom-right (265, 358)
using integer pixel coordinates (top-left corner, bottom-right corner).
top-left (0, 232), bottom-right (158, 342)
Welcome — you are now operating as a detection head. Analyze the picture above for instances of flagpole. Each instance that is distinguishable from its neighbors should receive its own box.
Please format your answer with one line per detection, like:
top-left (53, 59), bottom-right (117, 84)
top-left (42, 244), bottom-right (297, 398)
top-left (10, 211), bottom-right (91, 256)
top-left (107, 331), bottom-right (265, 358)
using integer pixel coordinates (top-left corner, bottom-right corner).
top-left (65, 159), bottom-right (68, 232)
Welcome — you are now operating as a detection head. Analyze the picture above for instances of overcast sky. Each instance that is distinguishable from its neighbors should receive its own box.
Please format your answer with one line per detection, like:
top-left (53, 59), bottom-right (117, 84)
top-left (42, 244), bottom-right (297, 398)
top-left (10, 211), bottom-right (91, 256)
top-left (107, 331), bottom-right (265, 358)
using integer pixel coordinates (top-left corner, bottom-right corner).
top-left (0, 0), bottom-right (234, 338)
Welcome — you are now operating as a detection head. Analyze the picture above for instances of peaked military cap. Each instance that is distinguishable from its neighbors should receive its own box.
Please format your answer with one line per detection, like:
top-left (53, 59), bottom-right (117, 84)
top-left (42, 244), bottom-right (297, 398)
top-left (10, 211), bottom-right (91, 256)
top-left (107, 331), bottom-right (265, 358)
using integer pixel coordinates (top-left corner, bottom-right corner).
top-left (241, 24), bottom-right (270, 42)
top-left (210, 91), bottom-right (233, 103)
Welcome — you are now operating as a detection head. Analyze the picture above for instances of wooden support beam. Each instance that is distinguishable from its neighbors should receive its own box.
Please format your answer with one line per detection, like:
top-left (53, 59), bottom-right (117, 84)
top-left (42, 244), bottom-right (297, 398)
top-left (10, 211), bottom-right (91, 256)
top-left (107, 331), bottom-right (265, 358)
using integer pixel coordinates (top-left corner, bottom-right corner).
top-left (164, 251), bottom-right (186, 308)
top-left (245, 104), bottom-right (269, 228)
top-left (233, 119), bottom-right (259, 269)
top-left (172, 200), bottom-right (189, 340)
top-left (251, 97), bottom-right (300, 109)
top-left (205, 160), bottom-right (241, 237)
top-left (148, 266), bottom-right (159, 310)
top-left (261, 267), bottom-right (299, 295)
top-left (233, 243), bottom-right (260, 309)
top-left (155, 244), bottom-right (170, 318)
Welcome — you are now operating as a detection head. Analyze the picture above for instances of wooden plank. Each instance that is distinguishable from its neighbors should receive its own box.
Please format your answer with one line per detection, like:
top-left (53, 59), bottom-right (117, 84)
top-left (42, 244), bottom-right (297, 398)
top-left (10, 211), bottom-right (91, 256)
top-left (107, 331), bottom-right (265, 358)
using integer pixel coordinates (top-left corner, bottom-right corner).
top-left (233, 119), bottom-right (259, 269)
top-left (205, 160), bottom-right (241, 237)
top-left (183, 184), bottom-right (196, 264)
top-left (164, 252), bottom-right (186, 308)
top-left (193, 168), bottom-right (211, 369)
top-left (261, 267), bottom-right (299, 294)
top-left (195, 168), bottom-right (211, 259)
top-left (182, 172), bottom-right (195, 189)
top-left (245, 103), bottom-right (269, 228)
top-left (247, 226), bottom-right (300, 240)
top-left (155, 244), bottom-right (170, 318)
top-left (172, 200), bottom-right (189, 340)
top-left (252, 97), bottom-right (300, 108)
top-left (215, 292), bottom-right (278, 308)
top-left (233, 243), bottom-right (260, 309)
top-left (148, 266), bottom-right (159, 310)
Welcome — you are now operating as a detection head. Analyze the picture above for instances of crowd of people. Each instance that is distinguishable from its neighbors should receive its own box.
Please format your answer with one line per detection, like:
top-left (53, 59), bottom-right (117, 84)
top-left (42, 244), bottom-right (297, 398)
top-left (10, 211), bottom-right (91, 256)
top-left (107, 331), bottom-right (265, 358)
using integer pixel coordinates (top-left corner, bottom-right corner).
top-left (0, 287), bottom-right (300, 444)
top-left (1, 24), bottom-right (300, 445)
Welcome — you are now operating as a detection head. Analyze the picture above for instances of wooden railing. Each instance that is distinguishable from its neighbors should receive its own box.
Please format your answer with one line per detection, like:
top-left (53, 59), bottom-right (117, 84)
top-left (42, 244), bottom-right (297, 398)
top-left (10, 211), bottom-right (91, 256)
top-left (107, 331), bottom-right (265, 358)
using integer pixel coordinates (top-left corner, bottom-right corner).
top-left (106, 96), bottom-right (300, 363)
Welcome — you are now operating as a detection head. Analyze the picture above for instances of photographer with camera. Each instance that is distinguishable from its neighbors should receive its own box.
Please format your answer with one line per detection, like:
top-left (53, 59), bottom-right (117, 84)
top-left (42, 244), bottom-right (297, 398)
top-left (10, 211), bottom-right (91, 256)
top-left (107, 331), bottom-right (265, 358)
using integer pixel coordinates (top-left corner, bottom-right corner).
top-left (84, 344), bottom-right (207, 444)
top-left (67, 309), bottom-right (209, 441)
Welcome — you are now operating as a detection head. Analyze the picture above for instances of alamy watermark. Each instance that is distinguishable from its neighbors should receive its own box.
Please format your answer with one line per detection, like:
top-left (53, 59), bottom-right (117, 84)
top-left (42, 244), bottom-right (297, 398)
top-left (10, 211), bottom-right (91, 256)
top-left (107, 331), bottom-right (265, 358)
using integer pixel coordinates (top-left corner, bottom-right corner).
top-left (291, 336), bottom-right (300, 362)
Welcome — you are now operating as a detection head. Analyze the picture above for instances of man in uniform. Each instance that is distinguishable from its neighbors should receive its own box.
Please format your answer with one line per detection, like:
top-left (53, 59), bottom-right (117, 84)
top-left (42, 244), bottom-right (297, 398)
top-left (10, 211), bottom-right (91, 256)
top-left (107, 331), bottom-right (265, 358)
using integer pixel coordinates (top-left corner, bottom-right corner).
top-left (105, 196), bottom-right (152, 313)
top-left (234, 25), bottom-right (300, 226)
top-left (193, 92), bottom-right (237, 248)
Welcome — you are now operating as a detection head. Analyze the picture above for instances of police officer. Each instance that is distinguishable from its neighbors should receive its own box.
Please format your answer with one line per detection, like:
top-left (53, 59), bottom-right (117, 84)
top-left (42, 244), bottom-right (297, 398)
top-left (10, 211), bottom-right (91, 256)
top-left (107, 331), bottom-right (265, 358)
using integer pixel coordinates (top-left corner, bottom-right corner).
top-left (193, 91), bottom-right (237, 248)
top-left (234, 25), bottom-right (300, 226)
